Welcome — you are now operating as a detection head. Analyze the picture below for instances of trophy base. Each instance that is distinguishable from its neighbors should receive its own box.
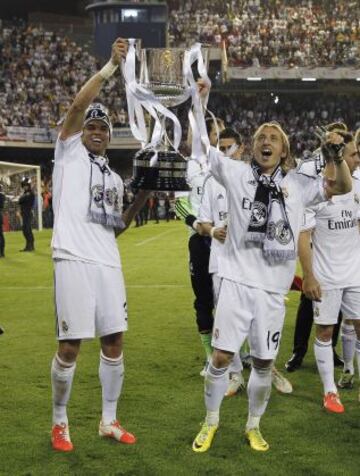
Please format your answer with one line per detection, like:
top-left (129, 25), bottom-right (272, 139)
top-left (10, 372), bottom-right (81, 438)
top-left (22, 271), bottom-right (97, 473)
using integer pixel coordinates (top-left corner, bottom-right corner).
top-left (131, 149), bottom-right (190, 191)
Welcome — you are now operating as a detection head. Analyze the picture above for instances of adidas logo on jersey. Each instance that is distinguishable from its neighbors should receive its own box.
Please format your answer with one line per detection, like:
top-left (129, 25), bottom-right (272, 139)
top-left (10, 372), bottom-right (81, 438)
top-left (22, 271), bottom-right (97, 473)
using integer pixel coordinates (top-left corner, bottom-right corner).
top-left (217, 193), bottom-right (224, 199)
top-left (247, 180), bottom-right (256, 186)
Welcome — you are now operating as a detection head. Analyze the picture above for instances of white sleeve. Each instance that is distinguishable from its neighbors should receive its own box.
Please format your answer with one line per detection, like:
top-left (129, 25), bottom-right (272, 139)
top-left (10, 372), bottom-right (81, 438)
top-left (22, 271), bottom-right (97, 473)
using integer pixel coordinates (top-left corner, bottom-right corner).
top-left (298, 174), bottom-right (326, 208)
top-left (208, 146), bottom-right (247, 190)
top-left (54, 131), bottom-right (83, 164)
top-left (208, 146), bottom-right (227, 187)
top-left (198, 177), bottom-right (213, 223)
top-left (301, 206), bottom-right (316, 232)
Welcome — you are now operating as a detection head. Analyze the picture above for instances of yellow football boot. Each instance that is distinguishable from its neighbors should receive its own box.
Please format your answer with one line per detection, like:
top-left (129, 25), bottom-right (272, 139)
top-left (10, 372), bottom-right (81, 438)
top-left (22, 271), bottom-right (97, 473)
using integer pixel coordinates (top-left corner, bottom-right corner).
top-left (192, 422), bottom-right (218, 453)
top-left (245, 427), bottom-right (269, 452)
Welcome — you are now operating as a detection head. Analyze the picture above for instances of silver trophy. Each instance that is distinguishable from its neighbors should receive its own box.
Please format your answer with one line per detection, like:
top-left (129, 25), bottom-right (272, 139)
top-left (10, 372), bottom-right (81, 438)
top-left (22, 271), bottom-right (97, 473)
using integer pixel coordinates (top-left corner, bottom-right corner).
top-left (123, 41), bottom-right (210, 191)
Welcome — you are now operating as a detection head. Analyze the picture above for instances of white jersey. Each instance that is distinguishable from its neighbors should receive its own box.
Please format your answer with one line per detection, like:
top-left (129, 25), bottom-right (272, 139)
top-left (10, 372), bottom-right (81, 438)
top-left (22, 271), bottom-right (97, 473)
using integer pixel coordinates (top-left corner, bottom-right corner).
top-left (198, 174), bottom-right (228, 274)
top-left (184, 158), bottom-right (209, 234)
top-left (301, 176), bottom-right (360, 290)
top-left (51, 132), bottom-right (123, 268)
top-left (209, 147), bottom-right (326, 294)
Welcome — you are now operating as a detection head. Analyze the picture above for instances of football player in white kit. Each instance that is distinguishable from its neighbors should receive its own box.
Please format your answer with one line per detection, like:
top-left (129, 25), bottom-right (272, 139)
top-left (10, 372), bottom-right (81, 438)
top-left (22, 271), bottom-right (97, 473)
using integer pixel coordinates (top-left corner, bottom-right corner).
top-left (198, 128), bottom-right (245, 396)
top-left (175, 117), bottom-right (225, 373)
top-left (191, 89), bottom-right (352, 452)
top-left (50, 38), bottom-right (149, 452)
top-left (198, 128), bottom-right (293, 396)
top-left (299, 130), bottom-right (360, 411)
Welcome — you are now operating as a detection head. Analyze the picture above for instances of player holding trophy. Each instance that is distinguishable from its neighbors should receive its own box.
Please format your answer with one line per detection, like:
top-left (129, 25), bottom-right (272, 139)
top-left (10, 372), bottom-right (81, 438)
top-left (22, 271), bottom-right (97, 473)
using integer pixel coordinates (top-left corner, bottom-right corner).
top-left (50, 38), bottom-right (149, 452)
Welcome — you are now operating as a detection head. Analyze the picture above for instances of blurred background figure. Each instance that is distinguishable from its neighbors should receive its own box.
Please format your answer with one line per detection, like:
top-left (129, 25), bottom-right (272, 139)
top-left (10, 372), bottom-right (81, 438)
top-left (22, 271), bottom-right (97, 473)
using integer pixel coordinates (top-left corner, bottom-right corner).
top-left (18, 178), bottom-right (35, 252)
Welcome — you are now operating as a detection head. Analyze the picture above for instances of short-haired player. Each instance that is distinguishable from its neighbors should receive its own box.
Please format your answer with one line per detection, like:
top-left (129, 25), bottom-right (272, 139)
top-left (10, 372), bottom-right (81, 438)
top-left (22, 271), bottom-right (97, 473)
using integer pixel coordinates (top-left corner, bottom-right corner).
top-left (191, 84), bottom-right (352, 453)
top-left (50, 38), bottom-right (149, 452)
top-left (299, 131), bottom-right (360, 411)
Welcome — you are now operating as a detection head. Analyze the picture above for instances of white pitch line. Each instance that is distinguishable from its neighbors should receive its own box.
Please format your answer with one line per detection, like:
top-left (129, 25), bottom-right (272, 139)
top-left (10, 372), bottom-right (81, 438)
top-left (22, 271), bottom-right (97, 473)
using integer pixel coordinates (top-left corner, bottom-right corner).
top-left (0, 284), bottom-right (186, 291)
top-left (135, 228), bottom-right (176, 247)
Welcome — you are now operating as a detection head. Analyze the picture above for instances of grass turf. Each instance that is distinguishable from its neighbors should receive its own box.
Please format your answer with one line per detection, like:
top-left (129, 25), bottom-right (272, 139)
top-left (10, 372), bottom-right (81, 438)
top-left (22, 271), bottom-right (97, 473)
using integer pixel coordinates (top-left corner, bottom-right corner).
top-left (0, 221), bottom-right (359, 476)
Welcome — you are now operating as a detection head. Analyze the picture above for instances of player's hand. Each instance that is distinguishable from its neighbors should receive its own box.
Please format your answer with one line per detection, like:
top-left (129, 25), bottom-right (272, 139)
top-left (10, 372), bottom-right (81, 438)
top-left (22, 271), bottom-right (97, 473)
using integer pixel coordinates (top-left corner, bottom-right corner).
top-left (315, 127), bottom-right (345, 163)
top-left (302, 275), bottom-right (322, 302)
top-left (197, 78), bottom-right (210, 99)
top-left (213, 227), bottom-right (227, 243)
top-left (111, 38), bottom-right (128, 65)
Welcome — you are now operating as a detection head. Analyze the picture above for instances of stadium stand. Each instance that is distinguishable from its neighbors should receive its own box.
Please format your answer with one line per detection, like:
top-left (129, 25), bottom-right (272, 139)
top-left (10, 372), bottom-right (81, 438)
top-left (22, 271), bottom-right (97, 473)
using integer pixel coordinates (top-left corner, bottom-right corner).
top-left (168, 0), bottom-right (360, 67)
top-left (0, 20), bottom-right (129, 130)
top-left (0, 3), bottom-right (359, 161)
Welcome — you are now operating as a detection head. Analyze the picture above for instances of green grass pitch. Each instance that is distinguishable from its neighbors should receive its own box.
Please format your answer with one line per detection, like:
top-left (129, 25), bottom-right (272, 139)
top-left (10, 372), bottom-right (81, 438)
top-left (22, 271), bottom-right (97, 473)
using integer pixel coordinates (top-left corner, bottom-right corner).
top-left (0, 221), bottom-right (359, 476)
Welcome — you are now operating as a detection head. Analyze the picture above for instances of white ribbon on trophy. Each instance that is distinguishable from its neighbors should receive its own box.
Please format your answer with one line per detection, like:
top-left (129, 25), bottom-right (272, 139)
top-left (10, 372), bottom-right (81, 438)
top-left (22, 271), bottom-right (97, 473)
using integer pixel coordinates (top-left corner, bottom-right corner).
top-left (123, 40), bottom-right (210, 167)
top-left (123, 39), bottom-right (185, 166)
top-left (183, 42), bottom-right (211, 165)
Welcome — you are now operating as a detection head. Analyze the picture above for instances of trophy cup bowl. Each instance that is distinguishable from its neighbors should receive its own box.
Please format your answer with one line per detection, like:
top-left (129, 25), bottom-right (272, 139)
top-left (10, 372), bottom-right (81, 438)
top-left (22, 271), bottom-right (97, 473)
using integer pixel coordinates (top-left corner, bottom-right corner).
top-left (124, 45), bottom-right (209, 191)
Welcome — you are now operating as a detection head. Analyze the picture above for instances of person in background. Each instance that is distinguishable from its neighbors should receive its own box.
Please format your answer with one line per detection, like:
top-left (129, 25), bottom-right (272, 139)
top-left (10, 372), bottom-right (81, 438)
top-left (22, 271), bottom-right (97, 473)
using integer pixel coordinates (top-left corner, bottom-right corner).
top-left (18, 177), bottom-right (35, 252)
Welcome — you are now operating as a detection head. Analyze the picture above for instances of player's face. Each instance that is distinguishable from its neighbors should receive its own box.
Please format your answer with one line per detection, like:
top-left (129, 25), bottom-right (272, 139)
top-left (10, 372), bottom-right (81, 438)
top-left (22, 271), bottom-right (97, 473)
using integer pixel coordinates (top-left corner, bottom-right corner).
top-left (253, 126), bottom-right (286, 174)
top-left (82, 120), bottom-right (110, 155)
top-left (219, 138), bottom-right (243, 160)
top-left (343, 140), bottom-right (360, 174)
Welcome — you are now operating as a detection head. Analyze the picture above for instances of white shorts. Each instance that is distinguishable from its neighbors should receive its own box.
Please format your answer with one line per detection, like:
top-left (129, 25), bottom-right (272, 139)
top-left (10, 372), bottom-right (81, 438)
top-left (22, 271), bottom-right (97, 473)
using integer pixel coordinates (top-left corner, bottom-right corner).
top-left (313, 287), bottom-right (360, 325)
top-left (54, 259), bottom-right (128, 340)
top-left (212, 279), bottom-right (286, 360)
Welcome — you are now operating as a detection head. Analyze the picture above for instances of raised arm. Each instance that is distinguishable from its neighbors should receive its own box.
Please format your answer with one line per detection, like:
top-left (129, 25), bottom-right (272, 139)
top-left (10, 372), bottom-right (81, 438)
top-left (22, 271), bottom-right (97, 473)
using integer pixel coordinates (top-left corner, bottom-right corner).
top-left (322, 132), bottom-right (352, 198)
top-left (60, 38), bottom-right (127, 141)
top-left (298, 230), bottom-right (321, 302)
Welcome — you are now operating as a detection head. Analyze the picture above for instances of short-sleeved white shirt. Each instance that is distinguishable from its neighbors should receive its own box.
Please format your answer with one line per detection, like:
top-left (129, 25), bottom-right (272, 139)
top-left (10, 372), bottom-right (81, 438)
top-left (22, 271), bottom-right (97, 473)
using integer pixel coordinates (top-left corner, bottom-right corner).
top-left (198, 174), bottom-right (228, 274)
top-left (301, 176), bottom-right (360, 290)
top-left (175, 158), bottom-right (210, 235)
top-left (209, 147), bottom-right (326, 294)
top-left (51, 132), bottom-right (123, 268)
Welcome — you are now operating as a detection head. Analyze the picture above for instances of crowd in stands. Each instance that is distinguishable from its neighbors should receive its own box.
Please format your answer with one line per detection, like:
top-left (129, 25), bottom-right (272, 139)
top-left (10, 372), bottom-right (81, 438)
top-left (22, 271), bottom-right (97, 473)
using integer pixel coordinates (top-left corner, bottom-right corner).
top-left (0, 20), bottom-right (129, 129)
top-left (207, 93), bottom-right (360, 158)
top-left (0, 14), bottom-right (359, 161)
top-left (168, 0), bottom-right (360, 67)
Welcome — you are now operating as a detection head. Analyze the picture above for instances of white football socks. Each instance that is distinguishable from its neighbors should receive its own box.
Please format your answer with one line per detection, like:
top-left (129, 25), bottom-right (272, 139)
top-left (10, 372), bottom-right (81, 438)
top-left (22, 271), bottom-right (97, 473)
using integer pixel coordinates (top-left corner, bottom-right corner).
top-left (99, 351), bottom-right (124, 425)
top-left (51, 353), bottom-right (76, 426)
top-left (314, 338), bottom-right (337, 394)
top-left (246, 366), bottom-right (272, 430)
top-left (341, 323), bottom-right (356, 374)
top-left (204, 360), bottom-right (229, 426)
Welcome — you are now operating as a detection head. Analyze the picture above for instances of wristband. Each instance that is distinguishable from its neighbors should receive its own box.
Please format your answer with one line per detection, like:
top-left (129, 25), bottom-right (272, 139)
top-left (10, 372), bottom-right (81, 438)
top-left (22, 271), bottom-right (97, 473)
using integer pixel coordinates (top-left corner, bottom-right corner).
top-left (192, 220), bottom-right (199, 231)
top-left (99, 60), bottom-right (118, 80)
top-left (210, 226), bottom-right (216, 238)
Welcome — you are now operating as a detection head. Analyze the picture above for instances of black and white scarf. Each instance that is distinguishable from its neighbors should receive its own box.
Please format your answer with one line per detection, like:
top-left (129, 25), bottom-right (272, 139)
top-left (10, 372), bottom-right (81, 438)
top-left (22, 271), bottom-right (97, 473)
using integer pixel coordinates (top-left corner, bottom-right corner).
top-left (245, 162), bottom-right (295, 264)
top-left (88, 153), bottom-right (124, 229)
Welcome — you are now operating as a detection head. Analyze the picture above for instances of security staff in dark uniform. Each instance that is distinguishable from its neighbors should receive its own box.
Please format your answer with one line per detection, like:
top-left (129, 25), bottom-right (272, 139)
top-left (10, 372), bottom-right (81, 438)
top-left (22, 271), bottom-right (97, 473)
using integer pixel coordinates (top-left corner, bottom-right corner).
top-left (0, 183), bottom-right (5, 257)
top-left (19, 177), bottom-right (35, 252)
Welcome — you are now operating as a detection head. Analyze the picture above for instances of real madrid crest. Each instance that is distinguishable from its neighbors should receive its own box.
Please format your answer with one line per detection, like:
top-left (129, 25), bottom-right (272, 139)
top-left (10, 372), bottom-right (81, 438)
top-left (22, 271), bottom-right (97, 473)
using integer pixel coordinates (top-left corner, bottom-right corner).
top-left (249, 201), bottom-right (268, 227)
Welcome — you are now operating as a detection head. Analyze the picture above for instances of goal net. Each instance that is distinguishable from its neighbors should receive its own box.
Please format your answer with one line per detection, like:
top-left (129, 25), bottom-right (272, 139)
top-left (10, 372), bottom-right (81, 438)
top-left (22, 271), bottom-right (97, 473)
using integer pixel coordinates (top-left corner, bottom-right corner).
top-left (0, 161), bottom-right (42, 232)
